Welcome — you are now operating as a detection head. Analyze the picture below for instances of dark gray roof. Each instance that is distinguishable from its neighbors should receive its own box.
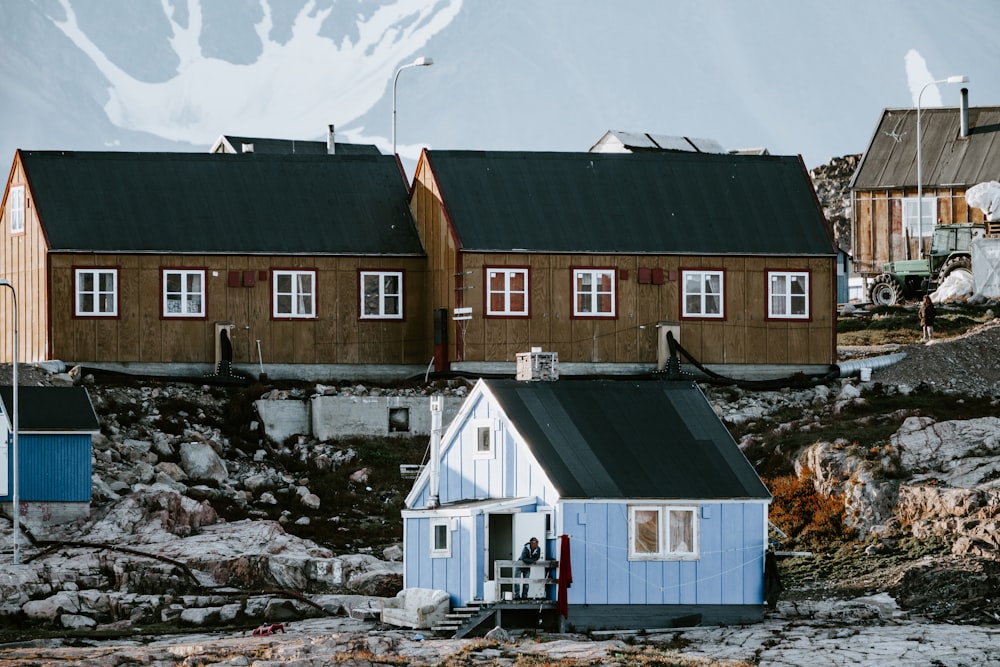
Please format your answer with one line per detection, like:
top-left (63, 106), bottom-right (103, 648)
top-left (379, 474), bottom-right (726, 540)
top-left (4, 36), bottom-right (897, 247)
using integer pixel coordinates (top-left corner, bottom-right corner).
top-left (424, 150), bottom-right (834, 256)
top-left (19, 151), bottom-right (423, 255)
top-left (217, 135), bottom-right (381, 156)
top-left (483, 379), bottom-right (771, 500)
top-left (0, 386), bottom-right (100, 432)
top-left (850, 106), bottom-right (1000, 190)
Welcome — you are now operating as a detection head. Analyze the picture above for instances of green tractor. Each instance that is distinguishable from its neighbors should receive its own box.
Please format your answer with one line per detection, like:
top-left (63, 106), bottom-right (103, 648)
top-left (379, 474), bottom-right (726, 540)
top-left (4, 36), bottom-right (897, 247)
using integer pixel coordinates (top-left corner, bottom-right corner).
top-left (867, 222), bottom-right (985, 306)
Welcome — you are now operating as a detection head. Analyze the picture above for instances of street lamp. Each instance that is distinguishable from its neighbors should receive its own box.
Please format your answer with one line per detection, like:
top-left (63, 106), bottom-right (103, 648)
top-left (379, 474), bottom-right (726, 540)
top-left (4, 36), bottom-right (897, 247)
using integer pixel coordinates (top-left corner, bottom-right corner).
top-left (916, 75), bottom-right (968, 257)
top-left (0, 279), bottom-right (17, 565)
top-left (392, 56), bottom-right (433, 156)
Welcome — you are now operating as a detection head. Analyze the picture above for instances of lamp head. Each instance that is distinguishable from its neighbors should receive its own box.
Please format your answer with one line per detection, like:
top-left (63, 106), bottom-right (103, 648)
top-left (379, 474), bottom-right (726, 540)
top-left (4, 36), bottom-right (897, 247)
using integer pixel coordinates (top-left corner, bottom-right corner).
top-left (0, 279), bottom-right (9, 287)
top-left (413, 56), bottom-right (433, 67)
top-left (946, 75), bottom-right (969, 84)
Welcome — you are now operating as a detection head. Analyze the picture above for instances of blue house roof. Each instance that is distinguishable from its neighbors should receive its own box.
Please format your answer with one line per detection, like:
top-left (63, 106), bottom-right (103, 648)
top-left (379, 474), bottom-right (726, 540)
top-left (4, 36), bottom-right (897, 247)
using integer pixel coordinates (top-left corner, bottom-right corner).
top-left (423, 150), bottom-right (835, 256)
top-left (0, 386), bottom-right (100, 432)
top-left (484, 379), bottom-right (770, 501)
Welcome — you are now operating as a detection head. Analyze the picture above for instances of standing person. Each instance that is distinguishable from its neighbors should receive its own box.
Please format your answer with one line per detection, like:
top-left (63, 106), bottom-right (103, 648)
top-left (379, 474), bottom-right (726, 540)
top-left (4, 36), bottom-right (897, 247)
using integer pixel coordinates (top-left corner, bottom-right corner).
top-left (919, 295), bottom-right (937, 341)
top-left (516, 537), bottom-right (541, 600)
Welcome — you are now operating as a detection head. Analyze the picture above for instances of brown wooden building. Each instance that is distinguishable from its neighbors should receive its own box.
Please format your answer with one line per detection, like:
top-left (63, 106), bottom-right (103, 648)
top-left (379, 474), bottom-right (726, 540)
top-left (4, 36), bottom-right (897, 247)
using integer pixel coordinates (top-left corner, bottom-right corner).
top-left (850, 90), bottom-right (1000, 278)
top-left (410, 150), bottom-right (838, 378)
top-left (0, 151), bottom-right (428, 378)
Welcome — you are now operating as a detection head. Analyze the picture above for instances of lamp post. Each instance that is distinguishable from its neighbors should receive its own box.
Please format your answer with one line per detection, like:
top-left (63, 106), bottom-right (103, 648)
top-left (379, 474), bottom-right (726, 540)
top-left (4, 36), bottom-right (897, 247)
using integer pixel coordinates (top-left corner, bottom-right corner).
top-left (392, 56), bottom-right (433, 156)
top-left (0, 279), bottom-right (17, 564)
top-left (916, 75), bottom-right (968, 257)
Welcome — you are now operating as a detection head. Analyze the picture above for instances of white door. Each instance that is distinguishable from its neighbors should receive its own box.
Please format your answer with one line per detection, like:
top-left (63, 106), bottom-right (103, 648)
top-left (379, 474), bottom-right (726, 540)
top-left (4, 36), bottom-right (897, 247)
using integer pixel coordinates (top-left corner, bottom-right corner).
top-left (512, 513), bottom-right (547, 598)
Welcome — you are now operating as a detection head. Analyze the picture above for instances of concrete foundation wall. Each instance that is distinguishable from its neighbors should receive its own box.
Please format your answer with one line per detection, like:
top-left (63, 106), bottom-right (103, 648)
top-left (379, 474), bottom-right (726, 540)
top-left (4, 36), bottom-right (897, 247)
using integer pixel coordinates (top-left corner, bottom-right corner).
top-left (3, 501), bottom-right (90, 534)
top-left (311, 395), bottom-right (464, 441)
top-left (254, 395), bottom-right (466, 443)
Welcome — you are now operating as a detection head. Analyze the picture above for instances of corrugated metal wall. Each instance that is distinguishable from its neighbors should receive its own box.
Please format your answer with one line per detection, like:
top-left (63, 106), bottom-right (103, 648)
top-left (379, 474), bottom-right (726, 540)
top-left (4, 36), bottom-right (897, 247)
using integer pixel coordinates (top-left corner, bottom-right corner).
top-left (14, 434), bottom-right (91, 502)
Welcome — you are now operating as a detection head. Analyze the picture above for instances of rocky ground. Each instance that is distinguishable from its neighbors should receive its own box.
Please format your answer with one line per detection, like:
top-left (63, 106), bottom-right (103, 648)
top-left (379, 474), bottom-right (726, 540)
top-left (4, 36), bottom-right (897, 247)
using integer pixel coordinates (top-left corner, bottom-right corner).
top-left (2, 305), bottom-right (1000, 665)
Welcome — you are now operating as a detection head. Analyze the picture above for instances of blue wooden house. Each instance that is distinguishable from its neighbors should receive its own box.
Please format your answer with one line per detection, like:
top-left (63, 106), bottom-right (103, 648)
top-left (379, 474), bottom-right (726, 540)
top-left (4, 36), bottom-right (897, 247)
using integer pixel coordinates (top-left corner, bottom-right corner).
top-left (401, 378), bottom-right (772, 632)
top-left (0, 386), bottom-right (101, 532)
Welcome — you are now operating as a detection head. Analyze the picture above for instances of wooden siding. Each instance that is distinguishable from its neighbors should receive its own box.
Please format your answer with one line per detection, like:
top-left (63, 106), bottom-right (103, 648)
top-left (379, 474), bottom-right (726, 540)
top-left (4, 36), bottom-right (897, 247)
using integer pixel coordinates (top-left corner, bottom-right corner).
top-left (1, 156), bottom-right (51, 363)
top-left (443, 252), bottom-right (835, 366)
top-left (852, 186), bottom-right (986, 276)
top-left (561, 500), bottom-right (766, 607)
top-left (45, 254), bottom-right (428, 365)
top-left (404, 513), bottom-right (477, 607)
top-left (410, 162), bottom-right (457, 363)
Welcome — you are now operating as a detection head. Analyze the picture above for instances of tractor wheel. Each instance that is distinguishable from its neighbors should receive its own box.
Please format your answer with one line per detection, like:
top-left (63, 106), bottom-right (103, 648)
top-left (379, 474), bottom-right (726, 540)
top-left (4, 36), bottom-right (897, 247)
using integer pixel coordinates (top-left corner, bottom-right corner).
top-left (868, 275), bottom-right (904, 306)
top-left (938, 256), bottom-right (972, 282)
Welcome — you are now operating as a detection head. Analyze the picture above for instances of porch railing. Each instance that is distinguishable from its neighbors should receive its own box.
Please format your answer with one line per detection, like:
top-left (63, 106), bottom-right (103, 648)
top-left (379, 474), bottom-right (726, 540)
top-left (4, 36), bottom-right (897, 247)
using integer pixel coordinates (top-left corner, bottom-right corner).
top-left (492, 559), bottom-right (558, 602)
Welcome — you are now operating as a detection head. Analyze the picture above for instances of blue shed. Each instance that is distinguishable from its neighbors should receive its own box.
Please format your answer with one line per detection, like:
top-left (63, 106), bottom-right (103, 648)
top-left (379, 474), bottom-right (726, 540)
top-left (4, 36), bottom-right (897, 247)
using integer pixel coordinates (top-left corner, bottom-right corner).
top-left (0, 386), bottom-right (100, 531)
top-left (401, 378), bottom-right (772, 633)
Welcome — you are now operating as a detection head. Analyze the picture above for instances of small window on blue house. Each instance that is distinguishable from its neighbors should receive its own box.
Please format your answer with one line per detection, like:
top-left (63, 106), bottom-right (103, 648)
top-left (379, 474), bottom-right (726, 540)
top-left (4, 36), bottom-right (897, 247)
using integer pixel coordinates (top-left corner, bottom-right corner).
top-left (473, 420), bottom-right (498, 459)
top-left (431, 518), bottom-right (451, 558)
top-left (628, 505), bottom-right (698, 560)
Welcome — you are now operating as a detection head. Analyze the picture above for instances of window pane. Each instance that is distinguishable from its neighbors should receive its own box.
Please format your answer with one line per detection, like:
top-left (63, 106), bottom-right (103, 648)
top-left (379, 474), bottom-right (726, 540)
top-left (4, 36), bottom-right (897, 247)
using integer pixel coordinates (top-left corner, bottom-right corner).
top-left (669, 510), bottom-right (693, 553)
top-left (598, 293), bottom-right (611, 312)
top-left (510, 272), bottom-right (524, 291)
top-left (771, 295), bottom-right (785, 315)
top-left (510, 293), bottom-right (524, 312)
top-left (384, 275), bottom-right (399, 295)
top-left (433, 524), bottom-right (447, 550)
top-left (490, 292), bottom-right (505, 312)
top-left (634, 509), bottom-right (659, 554)
top-left (477, 426), bottom-right (490, 452)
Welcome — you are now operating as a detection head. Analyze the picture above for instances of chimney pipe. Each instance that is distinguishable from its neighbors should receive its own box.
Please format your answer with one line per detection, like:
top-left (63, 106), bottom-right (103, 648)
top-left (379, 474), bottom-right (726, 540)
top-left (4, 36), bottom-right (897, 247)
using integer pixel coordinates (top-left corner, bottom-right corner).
top-left (960, 88), bottom-right (970, 138)
top-left (327, 124), bottom-right (336, 155)
top-left (428, 395), bottom-right (442, 508)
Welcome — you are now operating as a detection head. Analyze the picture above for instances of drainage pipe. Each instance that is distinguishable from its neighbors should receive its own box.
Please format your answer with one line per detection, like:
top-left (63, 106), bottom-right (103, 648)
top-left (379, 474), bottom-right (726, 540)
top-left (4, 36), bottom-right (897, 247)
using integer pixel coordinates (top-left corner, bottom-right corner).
top-left (834, 352), bottom-right (907, 378)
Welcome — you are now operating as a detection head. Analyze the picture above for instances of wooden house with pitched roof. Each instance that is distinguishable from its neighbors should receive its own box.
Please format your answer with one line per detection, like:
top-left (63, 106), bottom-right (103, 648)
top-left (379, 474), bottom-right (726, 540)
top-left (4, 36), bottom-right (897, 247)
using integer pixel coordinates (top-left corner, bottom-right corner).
top-left (850, 89), bottom-right (1000, 278)
top-left (410, 149), bottom-right (838, 378)
top-left (0, 150), bottom-right (427, 378)
top-left (401, 378), bottom-right (772, 633)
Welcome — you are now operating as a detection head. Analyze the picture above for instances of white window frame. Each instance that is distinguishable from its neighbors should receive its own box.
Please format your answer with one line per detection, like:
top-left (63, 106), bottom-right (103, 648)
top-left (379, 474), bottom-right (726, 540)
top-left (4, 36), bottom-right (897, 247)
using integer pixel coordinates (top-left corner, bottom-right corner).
top-left (902, 196), bottom-right (937, 238)
top-left (75, 268), bottom-right (118, 317)
top-left (430, 518), bottom-right (452, 558)
top-left (681, 269), bottom-right (724, 319)
top-left (767, 271), bottom-right (810, 319)
top-left (572, 268), bottom-right (616, 317)
top-left (162, 269), bottom-right (206, 318)
top-left (628, 504), bottom-right (699, 560)
top-left (472, 418), bottom-right (498, 459)
top-left (273, 270), bottom-right (316, 319)
top-left (360, 270), bottom-right (403, 320)
top-left (9, 185), bottom-right (24, 234)
top-left (485, 267), bottom-right (529, 316)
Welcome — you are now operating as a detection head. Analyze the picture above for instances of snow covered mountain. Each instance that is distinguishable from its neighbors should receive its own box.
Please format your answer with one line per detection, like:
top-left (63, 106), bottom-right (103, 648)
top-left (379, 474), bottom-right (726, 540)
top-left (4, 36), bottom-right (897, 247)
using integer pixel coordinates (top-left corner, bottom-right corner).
top-left (3, 0), bottom-right (1000, 173)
